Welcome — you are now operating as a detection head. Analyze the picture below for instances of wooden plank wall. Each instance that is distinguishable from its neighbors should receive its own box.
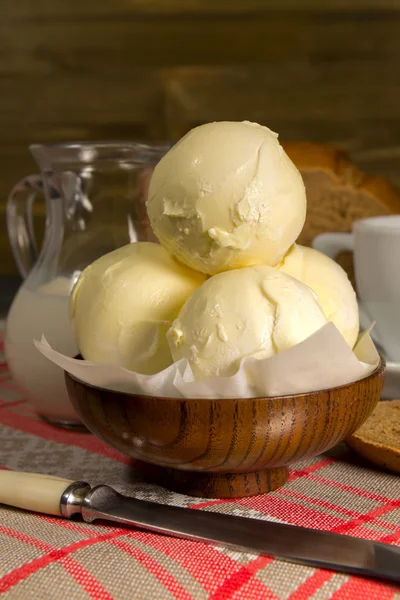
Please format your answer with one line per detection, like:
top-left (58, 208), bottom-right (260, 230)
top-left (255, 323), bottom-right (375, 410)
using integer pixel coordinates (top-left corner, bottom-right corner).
top-left (2, 0), bottom-right (400, 274)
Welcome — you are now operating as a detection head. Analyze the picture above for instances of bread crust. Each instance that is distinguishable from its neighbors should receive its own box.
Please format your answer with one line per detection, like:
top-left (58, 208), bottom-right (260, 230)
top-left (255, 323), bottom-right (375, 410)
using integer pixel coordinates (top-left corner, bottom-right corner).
top-left (347, 399), bottom-right (400, 473)
top-left (282, 141), bottom-right (400, 214)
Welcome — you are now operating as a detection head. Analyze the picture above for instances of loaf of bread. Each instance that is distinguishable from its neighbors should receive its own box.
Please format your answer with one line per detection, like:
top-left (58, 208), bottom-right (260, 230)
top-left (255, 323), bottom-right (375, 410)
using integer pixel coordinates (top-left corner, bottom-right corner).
top-left (283, 142), bottom-right (400, 245)
top-left (283, 142), bottom-right (400, 279)
top-left (347, 400), bottom-right (400, 473)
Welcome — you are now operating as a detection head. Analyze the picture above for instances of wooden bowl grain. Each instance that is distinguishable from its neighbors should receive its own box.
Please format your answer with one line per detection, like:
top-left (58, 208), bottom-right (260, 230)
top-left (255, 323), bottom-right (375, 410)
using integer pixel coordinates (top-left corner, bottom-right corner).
top-left (65, 360), bottom-right (385, 498)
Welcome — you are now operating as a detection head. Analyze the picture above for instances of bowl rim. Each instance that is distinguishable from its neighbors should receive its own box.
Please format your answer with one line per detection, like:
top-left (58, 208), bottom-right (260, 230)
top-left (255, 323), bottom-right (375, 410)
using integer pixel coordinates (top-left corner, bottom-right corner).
top-left (65, 357), bottom-right (386, 402)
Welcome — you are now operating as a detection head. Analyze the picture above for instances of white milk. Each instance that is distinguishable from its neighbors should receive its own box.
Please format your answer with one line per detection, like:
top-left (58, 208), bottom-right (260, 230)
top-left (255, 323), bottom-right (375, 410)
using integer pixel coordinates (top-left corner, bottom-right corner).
top-left (5, 277), bottom-right (79, 422)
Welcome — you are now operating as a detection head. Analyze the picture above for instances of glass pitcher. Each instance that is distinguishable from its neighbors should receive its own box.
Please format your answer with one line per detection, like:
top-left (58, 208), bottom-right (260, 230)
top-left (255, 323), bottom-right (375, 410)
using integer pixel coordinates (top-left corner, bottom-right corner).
top-left (5, 142), bottom-right (167, 428)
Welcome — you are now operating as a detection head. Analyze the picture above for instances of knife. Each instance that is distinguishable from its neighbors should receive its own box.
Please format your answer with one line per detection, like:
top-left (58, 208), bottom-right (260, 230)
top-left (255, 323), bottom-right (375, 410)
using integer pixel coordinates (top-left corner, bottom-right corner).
top-left (1, 471), bottom-right (399, 583)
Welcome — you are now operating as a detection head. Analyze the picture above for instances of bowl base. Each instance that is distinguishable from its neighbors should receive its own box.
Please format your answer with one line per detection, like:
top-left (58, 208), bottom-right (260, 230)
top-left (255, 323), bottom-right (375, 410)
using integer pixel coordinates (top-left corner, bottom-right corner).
top-left (137, 462), bottom-right (289, 498)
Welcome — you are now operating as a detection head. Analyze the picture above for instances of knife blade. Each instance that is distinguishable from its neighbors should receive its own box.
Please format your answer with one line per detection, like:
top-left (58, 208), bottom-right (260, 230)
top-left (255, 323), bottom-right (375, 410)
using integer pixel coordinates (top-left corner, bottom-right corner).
top-left (1, 471), bottom-right (399, 583)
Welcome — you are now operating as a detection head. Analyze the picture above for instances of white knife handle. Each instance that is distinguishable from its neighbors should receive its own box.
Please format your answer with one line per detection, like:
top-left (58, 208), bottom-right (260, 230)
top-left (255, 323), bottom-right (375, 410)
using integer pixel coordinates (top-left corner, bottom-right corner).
top-left (0, 471), bottom-right (74, 516)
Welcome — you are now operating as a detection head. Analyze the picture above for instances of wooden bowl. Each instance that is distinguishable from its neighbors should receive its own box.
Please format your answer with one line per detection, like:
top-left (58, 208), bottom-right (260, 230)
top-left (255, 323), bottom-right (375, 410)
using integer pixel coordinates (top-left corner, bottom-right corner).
top-left (65, 360), bottom-right (385, 498)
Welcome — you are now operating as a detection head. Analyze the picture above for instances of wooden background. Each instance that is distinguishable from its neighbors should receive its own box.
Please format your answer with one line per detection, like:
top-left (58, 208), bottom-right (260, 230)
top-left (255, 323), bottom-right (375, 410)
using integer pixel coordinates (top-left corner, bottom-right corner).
top-left (2, 0), bottom-right (400, 275)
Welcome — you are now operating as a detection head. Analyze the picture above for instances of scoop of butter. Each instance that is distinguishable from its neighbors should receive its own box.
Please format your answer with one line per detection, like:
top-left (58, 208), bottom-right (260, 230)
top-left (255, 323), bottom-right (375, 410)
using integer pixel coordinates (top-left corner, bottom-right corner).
top-left (167, 265), bottom-right (328, 379)
top-left (71, 242), bottom-right (206, 374)
top-left (278, 244), bottom-right (359, 348)
top-left (147, 121), bottom-right (307, 275)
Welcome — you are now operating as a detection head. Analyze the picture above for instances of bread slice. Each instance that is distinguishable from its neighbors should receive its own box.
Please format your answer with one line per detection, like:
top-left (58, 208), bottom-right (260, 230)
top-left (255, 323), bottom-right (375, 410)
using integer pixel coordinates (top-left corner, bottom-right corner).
top-left (282, 142), bottom-right (400, 281)
top-left (347, 400), bottom-right (400, 473)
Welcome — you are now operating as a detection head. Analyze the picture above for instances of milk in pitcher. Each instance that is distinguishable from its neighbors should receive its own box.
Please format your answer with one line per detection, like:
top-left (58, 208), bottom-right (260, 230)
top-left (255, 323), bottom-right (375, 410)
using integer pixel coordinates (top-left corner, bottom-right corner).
top-left (5, 277), bottom-right (79, 422)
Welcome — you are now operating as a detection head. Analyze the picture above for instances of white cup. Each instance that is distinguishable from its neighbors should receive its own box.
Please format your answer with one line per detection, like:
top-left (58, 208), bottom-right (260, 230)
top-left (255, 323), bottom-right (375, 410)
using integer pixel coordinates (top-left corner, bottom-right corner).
top-left (313, 215), bottom-right (400, 363)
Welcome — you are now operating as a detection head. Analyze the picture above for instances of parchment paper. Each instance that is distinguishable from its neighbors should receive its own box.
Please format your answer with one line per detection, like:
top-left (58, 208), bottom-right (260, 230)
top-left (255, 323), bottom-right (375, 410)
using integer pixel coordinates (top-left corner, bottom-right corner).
top-left (34, 323), bottom-right (380, 398)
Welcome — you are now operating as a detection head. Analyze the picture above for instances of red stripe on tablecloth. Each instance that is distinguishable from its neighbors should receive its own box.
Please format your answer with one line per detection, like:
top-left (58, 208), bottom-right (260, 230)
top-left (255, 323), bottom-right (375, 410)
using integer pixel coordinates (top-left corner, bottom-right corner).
top-left (0, 496), bottom-right (103, 539)
top-left (124, 530), bottom-right (263, 595)
top-left (282, 500), bottom-right (400, 599)
top-left (0, 524), bottom-right (55, 553)
top-left (305, 474), bottom-right (398, 504)
top-left (289, 457), bottom-right (337, 480)
top-left (246, 556), bottom-right (272, 576)
top-left (379, 531), bottom-right (400, 545)
top-left (110, 538), bottom-right (194, 600)
top-left (10, 509), bottom-right (275, 598)
top-left (0, 406), bottom-right (130, 464)
top-left (54, 556), bottom-right (115, 600)
top-left (34, 513), bottom-right (109, 537)
top-left (194, 493), bottom-right (348, 530)
top-left (229, 578), bottom-right (281, 600)
top-left (209, 556), bottom-right (277, 600)
top-left (286, 569), bottom-right (334, 600)
top-left (0, 393), bottom-right (36, 413)
top-left (278, 488), bottom-right (364, 519)
top-left (0, 399), bottom-right (30, 410)
top-left (234, 495), bottom-right (348, 530)
top-left (0, 379), bottom-right (25, 392)
top-left (188, 498), bottom-right (235, 511)
top-left (0, 525), bottom-right (127, 595)
top-left (331, 500), bottom-right (400, 536)
top-left (277, 488), bottom-right (400, 532)
top-left (28, 514), bottom-right (277, 599)
top-left (329, 576), bottom-right (398, 600)
top-left (27, 513), bottom-right (280, 599)
top-left (4, 493), bottom-right (399, 599)
top-left (33, 508), bottom-right (400, 600)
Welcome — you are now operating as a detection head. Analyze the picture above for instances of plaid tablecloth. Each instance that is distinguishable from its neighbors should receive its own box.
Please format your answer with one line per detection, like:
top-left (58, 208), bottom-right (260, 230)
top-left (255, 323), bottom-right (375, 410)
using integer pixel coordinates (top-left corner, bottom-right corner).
top-left (0, 330), bottom-right (399, 600)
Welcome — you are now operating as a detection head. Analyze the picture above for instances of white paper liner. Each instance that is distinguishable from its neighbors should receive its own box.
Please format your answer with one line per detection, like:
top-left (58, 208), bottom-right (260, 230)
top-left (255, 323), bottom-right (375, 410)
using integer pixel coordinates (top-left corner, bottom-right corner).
top-left (34, 323), bottom-right (380, 399)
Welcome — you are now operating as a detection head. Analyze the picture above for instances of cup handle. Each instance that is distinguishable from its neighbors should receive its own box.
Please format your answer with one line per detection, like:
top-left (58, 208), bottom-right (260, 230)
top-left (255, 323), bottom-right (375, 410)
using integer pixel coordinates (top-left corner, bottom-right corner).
top-left (6, 174), bottom-right (44, 279)
top-left (312, 233), bottom-right (384, 345)
top-left (311, 232), bottom-right (354, 260)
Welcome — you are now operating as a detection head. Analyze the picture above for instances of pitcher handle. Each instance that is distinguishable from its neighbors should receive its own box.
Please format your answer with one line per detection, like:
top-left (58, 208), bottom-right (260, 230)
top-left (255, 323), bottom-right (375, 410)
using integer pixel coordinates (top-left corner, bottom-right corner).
top-left (312, 232), bottom-right (376, 334)
top-left (6, 175), bottom-right (44, 279)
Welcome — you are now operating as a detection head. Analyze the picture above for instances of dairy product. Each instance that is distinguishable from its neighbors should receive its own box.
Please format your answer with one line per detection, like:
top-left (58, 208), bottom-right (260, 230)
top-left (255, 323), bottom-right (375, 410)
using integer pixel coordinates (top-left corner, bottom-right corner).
top-left (5, 277), bottom-right (79, 422)
top-left (167, 265), bottom-right (328, 379)
top-left (71, 242), bottom-right (206, 374)
top-left (278, 244), bottom-right (359, 348)
top-left (147, 121), bottom-right (306, 275)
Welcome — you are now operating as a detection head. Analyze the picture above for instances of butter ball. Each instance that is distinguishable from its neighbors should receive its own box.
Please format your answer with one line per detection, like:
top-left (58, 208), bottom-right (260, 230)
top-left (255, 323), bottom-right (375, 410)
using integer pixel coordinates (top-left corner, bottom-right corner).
top-left (71, 242), bottom-right (206, 374)
top-left (278, 244), bottom-right (359, 348)
top-left (147, 121), bottom-right (306, 275)
top-left (167, 266), bottom-right (328, 379)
